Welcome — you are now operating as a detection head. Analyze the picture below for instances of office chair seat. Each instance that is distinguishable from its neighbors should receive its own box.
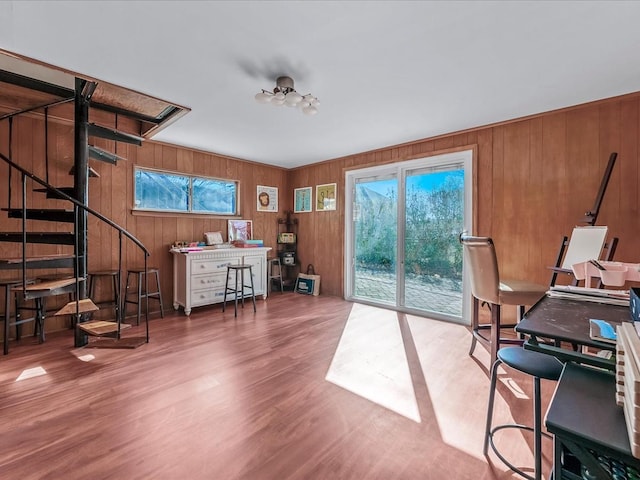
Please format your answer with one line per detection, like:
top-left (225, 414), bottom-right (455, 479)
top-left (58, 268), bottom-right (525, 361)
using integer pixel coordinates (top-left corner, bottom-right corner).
top-left (499, 279), bottom-right (549, 306)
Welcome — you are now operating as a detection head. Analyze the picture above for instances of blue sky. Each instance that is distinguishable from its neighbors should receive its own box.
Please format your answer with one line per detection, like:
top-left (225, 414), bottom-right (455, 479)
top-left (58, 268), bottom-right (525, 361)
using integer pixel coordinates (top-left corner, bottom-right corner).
top-left (358, 170), bottom-right (464, 196)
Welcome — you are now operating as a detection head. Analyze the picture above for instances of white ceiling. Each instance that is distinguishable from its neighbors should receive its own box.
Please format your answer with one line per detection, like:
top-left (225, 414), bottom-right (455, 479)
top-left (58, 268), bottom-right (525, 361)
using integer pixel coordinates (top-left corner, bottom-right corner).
top-left (2, 1), bottom-right (640, 169)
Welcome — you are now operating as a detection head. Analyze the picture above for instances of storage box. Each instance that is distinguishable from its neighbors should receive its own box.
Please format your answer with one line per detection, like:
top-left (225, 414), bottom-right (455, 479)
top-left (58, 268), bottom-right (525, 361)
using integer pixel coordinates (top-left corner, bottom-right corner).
top-left (631, 288), bottom-right (640, 322)
top-left (281, 252), bottom-right (295, 265)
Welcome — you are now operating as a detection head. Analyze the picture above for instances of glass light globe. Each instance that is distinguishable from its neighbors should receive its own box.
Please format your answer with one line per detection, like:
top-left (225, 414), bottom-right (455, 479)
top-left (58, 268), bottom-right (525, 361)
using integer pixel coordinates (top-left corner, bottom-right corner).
top-left (285, 91), bottom-right (302, 106)
top-left (311, 98), bottom-right (320, 107)
top-left (302, 105), bottom-right (318, 116)
top-left (255, 92), bottom-right (272, 104)
top-left (272, 92), bottom-right (286, 106)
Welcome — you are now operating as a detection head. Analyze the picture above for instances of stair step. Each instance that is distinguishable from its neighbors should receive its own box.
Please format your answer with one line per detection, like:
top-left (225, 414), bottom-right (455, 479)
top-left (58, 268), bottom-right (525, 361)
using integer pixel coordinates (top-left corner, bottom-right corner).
top-left (33, 187), bottom-right (75, 199)
top-left (88, 123), bottom-right (143, 146)
top-left (3, 208), bottom-right (76, 223)
top-left (0, 232), bottom-right (75, 244)
top-left (55, 298), bottom-right (99, 316)
top-left (77, 320), bottom-right (131, 337)
top-left (0, 254), bottom-right (78, 270)
top-left (12, 277), bottom-right (85, 300)
top-left (89, 145), bottom-right (127, 165)
top-left (68, 165), bottom-right (100, 178)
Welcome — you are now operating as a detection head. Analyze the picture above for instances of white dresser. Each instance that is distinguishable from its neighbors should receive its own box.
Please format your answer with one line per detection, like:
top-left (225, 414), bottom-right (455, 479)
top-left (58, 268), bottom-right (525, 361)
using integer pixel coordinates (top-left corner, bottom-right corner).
top-left (171, 247), bottom-right (272, 315)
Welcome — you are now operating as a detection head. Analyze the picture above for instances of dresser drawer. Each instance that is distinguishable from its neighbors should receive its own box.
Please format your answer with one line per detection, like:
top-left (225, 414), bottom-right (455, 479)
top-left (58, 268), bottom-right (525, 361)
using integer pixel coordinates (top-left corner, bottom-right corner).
top-left (191, 288), bottom-right (226, 306)
top-left (191, 273), bottom-right (227, 290)
top-left (191, 258), bottom-right (236, 275)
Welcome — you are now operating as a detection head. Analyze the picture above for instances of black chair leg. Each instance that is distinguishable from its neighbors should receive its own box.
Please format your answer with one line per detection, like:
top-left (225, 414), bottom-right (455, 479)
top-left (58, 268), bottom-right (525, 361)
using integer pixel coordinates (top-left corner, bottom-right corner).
top-left (222, 268), bottom-right (230, 312)
top-left (484, 358), bottom-right (502, 455)
top-left (469, 296), bottom-right (479, 356)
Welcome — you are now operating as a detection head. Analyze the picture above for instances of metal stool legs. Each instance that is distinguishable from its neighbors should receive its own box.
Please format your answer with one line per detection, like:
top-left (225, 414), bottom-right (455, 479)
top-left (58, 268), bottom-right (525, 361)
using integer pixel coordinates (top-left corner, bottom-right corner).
top-left (268, 257), bottom-right (284, 293)
top-left (88, 271), bottom-right (121, 320)
top-left (223, 265), bottom-right (256, 317)
top-left (2, 279), bottom-right (38, 355)
top-left (483, 347), bottom-right (562, 480)
top-left (484, 358), bottom-right (549, 480)
top-left (125, 268), bottom-right (164, 325)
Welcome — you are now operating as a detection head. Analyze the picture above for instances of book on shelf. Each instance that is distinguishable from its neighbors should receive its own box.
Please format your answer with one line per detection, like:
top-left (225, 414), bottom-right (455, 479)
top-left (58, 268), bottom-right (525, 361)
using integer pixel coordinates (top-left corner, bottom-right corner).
top-left (231, 242), bottom-right (261, 248)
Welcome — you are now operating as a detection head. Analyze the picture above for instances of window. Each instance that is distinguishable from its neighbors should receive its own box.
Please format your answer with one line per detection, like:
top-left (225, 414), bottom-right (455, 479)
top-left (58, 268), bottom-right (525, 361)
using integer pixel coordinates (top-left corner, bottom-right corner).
top-left (134, 167), bottom-right (237, 215)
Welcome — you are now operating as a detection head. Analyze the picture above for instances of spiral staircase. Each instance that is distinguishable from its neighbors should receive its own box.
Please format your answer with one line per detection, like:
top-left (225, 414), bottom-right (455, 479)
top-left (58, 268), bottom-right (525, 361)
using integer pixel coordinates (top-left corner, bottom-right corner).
top-left (0, 60), bottom-right (188, 354)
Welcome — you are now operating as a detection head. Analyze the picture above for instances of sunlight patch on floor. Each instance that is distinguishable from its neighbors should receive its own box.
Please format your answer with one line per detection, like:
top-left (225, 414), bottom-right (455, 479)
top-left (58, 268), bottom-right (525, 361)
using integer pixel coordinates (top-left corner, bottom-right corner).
top-left (76, 354), bottom-right (95, 362)
top-left (502, 376), bottom-right (529, 400)
top-left (407, 315), bottom-right (533, 466)
top-left (16, 366), bottom-right (47, 381)
top-left (325, 303), bottom-right (420, 422)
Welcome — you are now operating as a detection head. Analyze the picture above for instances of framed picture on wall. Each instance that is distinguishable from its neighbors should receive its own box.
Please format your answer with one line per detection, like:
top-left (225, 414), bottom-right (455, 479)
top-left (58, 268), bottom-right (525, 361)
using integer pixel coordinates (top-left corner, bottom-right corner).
top-left (228, 220), bottom-right (253, 242)
top-left (316, 183), bottom-right (337, 211)
top-left (294, 186), bottom-right (312, 213)
top-left (257, 185), bottom-right (278, 212)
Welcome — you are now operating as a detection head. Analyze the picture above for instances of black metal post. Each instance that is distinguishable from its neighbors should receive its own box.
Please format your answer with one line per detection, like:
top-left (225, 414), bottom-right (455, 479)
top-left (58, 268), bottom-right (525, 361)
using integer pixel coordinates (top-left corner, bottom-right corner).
top-left (73, 78), bottom-right (90, 348)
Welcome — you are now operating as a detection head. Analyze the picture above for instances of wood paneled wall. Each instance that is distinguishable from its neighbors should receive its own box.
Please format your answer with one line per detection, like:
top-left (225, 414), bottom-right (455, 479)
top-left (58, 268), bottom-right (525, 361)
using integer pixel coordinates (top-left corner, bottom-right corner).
top-left (1, 91), bottom-right (639, 335)
top-left (290, 92), bottom-right (640, 297)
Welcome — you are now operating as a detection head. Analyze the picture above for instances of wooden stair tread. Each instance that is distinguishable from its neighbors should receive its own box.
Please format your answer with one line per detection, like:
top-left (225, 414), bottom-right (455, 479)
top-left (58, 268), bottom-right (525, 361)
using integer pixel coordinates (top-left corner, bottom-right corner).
top-left (2, 208), bottom-right (74, 213)
top-left (3, 208), bottom-right (76, 223)
top-left (12, 277), bottom-right (83, 292)
top-left (0, 254), bottom-right (75, 264)
top-left (54, 298), bottom-right (99, 316)
top-left (0, 232), bottom-right (75, 245)
top-left (78, 321), bottom-right (131, 336)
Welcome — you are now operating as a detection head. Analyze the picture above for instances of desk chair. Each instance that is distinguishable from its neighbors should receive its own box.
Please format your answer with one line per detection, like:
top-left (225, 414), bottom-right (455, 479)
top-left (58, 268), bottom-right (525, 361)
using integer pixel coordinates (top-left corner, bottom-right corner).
top-left (485, 346), bottom-right (563, 480)
top-left (460, 235), bottom-right (548, 366)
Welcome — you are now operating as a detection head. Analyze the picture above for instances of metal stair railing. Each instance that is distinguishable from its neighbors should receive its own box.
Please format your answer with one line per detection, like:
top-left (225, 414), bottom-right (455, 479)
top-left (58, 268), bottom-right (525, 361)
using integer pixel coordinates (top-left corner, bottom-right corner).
top-left (0, 150), bottom-right (151, 345)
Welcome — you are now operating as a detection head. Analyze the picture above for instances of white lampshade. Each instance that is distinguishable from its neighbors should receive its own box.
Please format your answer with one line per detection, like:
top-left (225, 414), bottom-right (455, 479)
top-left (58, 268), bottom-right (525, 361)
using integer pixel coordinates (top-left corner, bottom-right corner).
top-left (285, 91), bottom-right (302, 107)
top-left (302, 105), bottom-right (318, 116)
top-left (272, 92), bottom-right (286, 106)
top-left (256, 77), bottom-right (319, 114)
top-left (254, 92), bottom-right (272, 103)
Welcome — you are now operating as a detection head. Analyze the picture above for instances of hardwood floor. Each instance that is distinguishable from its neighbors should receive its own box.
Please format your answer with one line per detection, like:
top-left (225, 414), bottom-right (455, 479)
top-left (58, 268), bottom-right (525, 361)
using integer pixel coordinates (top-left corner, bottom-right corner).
top-left (0, 294), bottom-right (555, 479)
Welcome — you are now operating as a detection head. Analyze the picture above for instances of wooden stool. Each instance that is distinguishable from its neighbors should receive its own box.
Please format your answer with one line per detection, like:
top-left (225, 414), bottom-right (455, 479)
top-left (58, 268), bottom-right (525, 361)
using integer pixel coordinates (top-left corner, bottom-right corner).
top-left (268, 257), bottom-right (284, 293)
top-left (88, 270), bottom-right (120, 320)
top-left (223, 264), bottom-right (256, 317)
top-left (124, 267), bottom-right (164, 325)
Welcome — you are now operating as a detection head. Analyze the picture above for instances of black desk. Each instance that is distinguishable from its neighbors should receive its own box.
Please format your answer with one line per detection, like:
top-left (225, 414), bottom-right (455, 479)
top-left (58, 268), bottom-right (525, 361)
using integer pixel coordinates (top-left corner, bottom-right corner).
top-left (516, 295), bottom-right (630, 370)
top-left (546, 363), bottom-right (640, 479)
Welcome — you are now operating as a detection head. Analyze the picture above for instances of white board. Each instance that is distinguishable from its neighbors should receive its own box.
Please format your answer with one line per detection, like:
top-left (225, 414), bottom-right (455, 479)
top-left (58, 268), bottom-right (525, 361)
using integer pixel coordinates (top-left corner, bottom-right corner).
top-left (561, 226), bottom-right (608, 269)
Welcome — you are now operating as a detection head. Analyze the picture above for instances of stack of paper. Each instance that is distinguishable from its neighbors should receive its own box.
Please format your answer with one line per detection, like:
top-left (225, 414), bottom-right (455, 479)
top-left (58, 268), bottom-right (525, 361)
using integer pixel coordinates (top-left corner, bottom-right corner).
top-left (547, 285), bottom-right (630, 306)
top-left (616, 322), bottom-right (640, 457)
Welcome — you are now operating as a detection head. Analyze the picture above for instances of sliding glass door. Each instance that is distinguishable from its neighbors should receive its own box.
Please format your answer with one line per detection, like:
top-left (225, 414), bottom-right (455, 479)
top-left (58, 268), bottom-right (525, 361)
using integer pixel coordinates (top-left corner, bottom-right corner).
top-left (345, 150), bottom-right (472, 322)
top-left (353, 176), bottom-right (398, 304)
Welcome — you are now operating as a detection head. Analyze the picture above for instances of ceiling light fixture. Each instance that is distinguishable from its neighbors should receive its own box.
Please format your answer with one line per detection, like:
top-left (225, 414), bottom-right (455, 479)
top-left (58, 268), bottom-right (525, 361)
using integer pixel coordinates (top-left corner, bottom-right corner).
top-left (255, 76), bottom-right (319, 116)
